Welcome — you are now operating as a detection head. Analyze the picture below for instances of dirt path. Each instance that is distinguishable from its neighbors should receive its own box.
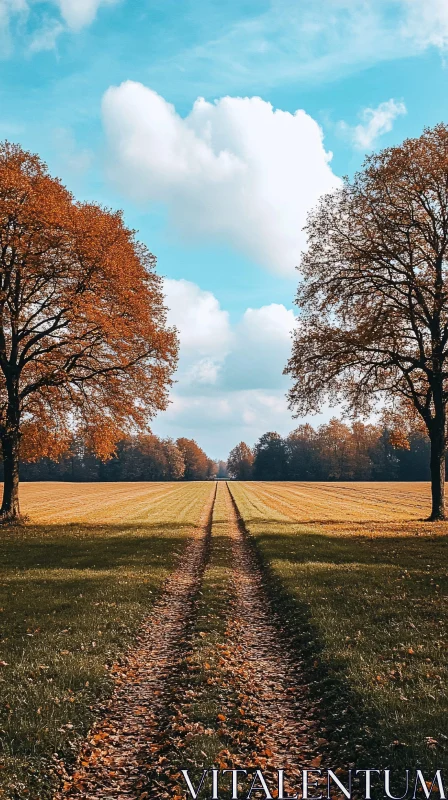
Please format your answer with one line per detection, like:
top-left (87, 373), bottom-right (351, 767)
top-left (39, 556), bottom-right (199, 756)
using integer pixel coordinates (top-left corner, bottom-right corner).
top-left (56, 486), bottom-right (216, 800)
top-left (56, 482), bottom-right (323, 799)
top-left (223, 482), bottom-right (322, 778)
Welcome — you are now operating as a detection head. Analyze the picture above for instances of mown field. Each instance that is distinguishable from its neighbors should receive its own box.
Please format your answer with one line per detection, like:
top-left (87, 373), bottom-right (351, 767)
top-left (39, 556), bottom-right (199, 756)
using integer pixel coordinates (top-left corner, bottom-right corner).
top-left (0, 481), bottom-right (215, 800)
top-left (1, 480), bottom-right (447, 799)
top-left (229, 481), bottom-right (448, 770)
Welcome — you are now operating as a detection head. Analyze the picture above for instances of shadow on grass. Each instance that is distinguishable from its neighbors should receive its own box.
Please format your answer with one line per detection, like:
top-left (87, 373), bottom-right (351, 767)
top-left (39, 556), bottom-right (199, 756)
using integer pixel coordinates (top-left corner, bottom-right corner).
top-left (255, 529), bottom-right (448, 570)
top-left (0, 522), bottom-right (194, 572)
top-left (0, 519), bottom-right (195, 800)
top-left (241, 516), bottom-right (443, 528)
top-left (230, 505), bottom-right (448, 772)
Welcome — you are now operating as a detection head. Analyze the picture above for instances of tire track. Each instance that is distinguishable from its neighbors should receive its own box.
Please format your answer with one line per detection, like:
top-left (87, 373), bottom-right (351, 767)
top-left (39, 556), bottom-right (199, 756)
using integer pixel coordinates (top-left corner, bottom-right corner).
top-left (223, 482), bottom-right (323, 781)
top-left (55, 484), bottom-right (217, 800)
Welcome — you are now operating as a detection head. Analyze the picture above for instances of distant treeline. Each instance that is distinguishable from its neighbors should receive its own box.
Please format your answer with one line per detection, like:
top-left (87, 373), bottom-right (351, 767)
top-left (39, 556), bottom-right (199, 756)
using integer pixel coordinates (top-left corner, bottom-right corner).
top-left (9, 435), bottom-right (224, 482)
top-left (227, 420), bottom-right (431, 481)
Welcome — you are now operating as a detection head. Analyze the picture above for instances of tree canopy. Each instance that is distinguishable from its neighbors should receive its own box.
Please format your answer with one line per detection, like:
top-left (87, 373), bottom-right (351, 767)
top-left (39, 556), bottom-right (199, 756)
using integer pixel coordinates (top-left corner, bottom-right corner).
top-left (227, 442), bottom-right (254, 480)
top-left (226, 420), bottom-right (430, 482)
top-left (286, 124), bottom-right (448, 519)
top-left (0, 142), bottom-right (178, 518)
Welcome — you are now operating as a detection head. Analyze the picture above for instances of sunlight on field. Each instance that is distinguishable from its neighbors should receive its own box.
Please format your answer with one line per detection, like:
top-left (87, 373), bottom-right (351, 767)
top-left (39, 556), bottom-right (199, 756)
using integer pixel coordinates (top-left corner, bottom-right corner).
top-left (19, 481), bottom-right (203, 525)
top-left (234, 481), bottom-right (439, 534)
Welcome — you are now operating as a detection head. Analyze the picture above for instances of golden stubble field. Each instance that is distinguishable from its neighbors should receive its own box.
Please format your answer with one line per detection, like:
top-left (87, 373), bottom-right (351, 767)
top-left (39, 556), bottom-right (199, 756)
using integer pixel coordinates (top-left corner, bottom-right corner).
top-left (18, 480), bottom-right (211, 525)
top-left (231, 480), bottom-right (440, 535)
top-left (16, 479), bottom-right (435, 529)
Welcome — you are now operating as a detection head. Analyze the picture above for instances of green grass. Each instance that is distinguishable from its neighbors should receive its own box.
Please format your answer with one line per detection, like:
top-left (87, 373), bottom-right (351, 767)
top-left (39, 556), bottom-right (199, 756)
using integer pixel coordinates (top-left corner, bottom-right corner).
top-left (229, 482), bottom-right (448, 772)
top-left (0, 515), bottom-right (200, 799)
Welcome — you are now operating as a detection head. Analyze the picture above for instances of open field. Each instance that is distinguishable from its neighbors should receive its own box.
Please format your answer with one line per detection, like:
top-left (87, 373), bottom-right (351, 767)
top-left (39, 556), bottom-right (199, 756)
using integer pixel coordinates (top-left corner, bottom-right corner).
top-left (1, 479), bottom-right (447, 798)
top-left (229, 481), bottom-right (448, 769)
top-left (0, 481), bottom-right (215, 799)
top-left (235, 481), bottom-right (436, 529)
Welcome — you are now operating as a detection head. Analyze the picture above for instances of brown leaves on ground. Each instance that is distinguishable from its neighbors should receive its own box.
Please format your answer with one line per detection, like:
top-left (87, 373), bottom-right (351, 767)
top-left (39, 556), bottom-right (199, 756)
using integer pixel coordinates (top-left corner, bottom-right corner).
top-left (53, 483), bottom-right (326, 800)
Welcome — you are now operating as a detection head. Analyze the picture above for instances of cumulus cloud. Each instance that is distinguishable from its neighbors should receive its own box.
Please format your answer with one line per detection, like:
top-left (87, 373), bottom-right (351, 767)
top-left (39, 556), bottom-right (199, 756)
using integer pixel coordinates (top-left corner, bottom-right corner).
top-left (159, 388), bottom-right (292, 436)
top-left (54, 0), bottom-right (116, 32)
top-left (152, 278), bottom-right (307, 455)
top-left (339, 99), bottom-right (407, 150)
top-left (163, 278), bottom-right (232, 390)
top-left (164, 278), bottom-right (232, 360)
top-left (102, 82), bottom-right (340, 275)
top-left (222, 304), bottom-right (296, 390)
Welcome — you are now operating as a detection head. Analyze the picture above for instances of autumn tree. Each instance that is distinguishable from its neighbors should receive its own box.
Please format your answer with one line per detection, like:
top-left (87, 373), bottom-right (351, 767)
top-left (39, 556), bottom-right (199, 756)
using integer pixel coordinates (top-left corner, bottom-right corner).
top-left (227, 441), bottom-right (254, 480)
top-left (0, 143), bottom-right (178, 519)
top-left (286, 124), bottom-right (448, 520)
top-left (176, 438), bottom-right (211, 480)
top-left (113, 435), bottom-right (185, 481)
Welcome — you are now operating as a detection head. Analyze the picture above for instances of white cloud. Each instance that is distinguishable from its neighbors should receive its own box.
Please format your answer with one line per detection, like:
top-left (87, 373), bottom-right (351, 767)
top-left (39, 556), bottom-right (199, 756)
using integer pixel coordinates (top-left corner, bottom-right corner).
top-left (186, 358), bottom-right (222, 386)
top-left (54, 0), bottom-right (116, 32)
top-left (240, 304), bottom-right (295, 343)
top-left (0, 0), bottom-right (26, 20)
top-left (0, 0), bottom-right (27, 54)
top-left (222, 303), bottom-right (296, 390)
top-left (102, 82), bottom-right (340, 275)
top-left (339, 99), bottom-right (407, 150)
top-left (163, 278), bottom-right (232, 390)
top-left (154, 278), bottom-right (311, 456)
top-left (29, 16), bottom-right (63, 52)
top-left (164, 278), bottom-right (232, 360)
top-left (159, 388), bottom-right (291, 435)
top-left (0, 0), bottom-right (117, 54)
top-left (401, 0), bottom-right (448, 50)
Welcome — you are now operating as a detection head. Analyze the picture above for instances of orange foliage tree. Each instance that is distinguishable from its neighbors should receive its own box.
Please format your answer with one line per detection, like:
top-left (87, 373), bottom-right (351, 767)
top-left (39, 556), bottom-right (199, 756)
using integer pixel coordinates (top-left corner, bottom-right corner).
top-left (227, 441), bottom-right (254, 480)
top-left (176, 438), bottom-right (213, 480)
top-left (286, 124), bottom-right (448, 520)
top-left (0, 143), bottom-right (178, 519)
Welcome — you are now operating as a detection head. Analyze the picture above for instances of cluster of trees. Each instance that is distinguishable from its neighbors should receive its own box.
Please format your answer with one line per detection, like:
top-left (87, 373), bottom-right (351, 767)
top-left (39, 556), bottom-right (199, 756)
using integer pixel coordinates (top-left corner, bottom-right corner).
top-left (12, 435), bottom-right (218, 483)
top-left (227, 420), bottom-right (431, 482)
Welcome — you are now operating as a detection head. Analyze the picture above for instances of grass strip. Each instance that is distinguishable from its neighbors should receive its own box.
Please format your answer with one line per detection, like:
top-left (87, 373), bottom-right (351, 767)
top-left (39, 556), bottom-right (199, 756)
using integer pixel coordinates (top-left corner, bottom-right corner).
top-left (228, 481), bottom-right (448, 772)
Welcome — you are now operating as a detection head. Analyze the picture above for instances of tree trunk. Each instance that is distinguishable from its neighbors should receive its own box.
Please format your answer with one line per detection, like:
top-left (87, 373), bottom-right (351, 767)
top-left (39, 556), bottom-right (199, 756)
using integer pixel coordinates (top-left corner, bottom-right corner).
top-left (1, 431), bottom-right (20, 520)
top-left (429, 420), bottom-right (446, 521)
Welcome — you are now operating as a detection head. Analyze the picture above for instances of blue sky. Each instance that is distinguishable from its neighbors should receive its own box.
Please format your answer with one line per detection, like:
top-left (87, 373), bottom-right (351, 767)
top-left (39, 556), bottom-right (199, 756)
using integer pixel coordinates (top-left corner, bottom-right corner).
top-left (2, 0), bottom-right (448, 458)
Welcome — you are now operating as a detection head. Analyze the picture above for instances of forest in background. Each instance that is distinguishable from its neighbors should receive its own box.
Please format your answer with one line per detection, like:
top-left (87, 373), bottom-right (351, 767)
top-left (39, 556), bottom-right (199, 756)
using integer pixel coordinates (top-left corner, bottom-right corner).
top-left (9, 436), bottom-right (224, 483)
top-left (227, 419), bottom-right (431, 482)
top-left (5, 417), bottom-right (432, 483)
